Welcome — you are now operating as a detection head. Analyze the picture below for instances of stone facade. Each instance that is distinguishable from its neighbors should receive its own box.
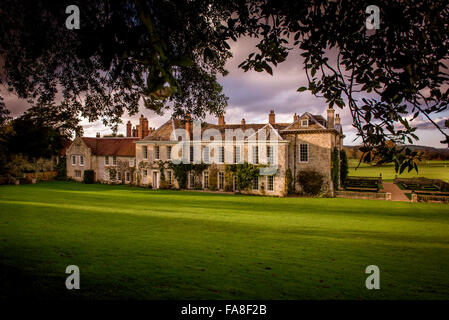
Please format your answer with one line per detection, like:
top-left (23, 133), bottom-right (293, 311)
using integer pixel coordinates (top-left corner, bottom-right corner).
top-left (66, 109), bottom-right (344, 196)
top-left (134, 109), bottom-right (344, 197)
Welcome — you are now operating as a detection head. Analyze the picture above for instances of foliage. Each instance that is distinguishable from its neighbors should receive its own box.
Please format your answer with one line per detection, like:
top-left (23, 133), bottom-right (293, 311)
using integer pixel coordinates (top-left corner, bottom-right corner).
top-left (226, 163), bottom-right (261, 191)
top-left (4, 154), bottom-right (31, 179)
top-left (168, 162), bottom-right (208, 189)
top-left (0, 0), bottom-right (233, 128)
top-left (233, 0), bottom-right (449, 169)
top-left (331, 147), bottom-right (340, 190)
top-left (285, 168), bottom-right (294, 195)
top-left (83, 170), bottom-right (95, 184)
top-left (340, 150), bottom-right (349, 186)
top-left (297, 170), bottom-right (324, 196)
top-left (224, 168), bottom-right (234, 192)
top-left (55, 156), bottom-right (67, 180)
top-left (8, 117), bottom-right (67, 160)
top-left (208, 164), bottom-right (219, 191)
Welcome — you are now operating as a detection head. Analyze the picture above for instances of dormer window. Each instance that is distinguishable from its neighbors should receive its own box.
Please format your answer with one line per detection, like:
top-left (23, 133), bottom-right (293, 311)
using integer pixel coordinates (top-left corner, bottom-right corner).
top-left (301, 119), bottom-right (309, 127)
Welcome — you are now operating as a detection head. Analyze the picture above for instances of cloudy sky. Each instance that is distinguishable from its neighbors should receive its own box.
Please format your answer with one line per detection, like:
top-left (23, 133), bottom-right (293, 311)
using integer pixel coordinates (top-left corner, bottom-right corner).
top-left (3, 37), bottom-right (448, 148)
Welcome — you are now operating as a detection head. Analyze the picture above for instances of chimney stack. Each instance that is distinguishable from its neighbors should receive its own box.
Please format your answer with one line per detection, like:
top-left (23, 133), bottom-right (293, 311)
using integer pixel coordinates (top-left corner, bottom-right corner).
top-left (269, 110), bottom-right (275, 125)
top-left (126, 121), bottom-right (132, 137)
top-left (241, 118), bottom-right (246, 125)
top-left (293, 113), bottom-right (298, 122)
top-left (327, 107), bottom-right (335, 129)
top-left (335, 114), bottom-right (340, 126)
top-left (138, 115), bottom-right (145, 139)
top-left (96, 132), bottom-right (100, 138)
top-left (143, 117), bottom-right (149, 137)
top-left (218, 114), bottom-right (225, 125)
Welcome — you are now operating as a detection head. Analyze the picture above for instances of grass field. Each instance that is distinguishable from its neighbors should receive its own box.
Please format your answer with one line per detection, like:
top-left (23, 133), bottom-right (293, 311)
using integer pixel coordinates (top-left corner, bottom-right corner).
top-left (1, 181), bottom-right (449, 299)
top-left (348, 159), bottom-right (449, 182)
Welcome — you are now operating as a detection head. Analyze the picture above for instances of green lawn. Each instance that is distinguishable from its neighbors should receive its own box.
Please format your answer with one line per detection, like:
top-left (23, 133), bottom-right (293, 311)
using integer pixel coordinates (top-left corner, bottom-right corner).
top-left (1, 181), bottom-right (449, 299)
top-left (348, 159), bottom-right (449, 182)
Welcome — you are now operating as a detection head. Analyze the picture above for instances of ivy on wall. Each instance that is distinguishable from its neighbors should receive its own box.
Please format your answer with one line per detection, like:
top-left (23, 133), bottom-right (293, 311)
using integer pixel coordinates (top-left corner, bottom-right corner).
top-left (225, 163), bottom-right (261, 191)
top-left (340, 150), bottom-right (349, 186)
top-left (331, 147), bottom-right (340, 190)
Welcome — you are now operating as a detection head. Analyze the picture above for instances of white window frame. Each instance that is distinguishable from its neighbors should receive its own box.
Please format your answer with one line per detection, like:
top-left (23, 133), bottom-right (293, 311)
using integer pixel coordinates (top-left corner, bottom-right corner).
top-left (219, 146), bottom-right (225, 163)
top-left (203, 146), bottom-right (210, 164)
top-left (203, 171), bottom-right (209, 189)
top-left (252, 146), bottom-right (259, 164)
top-left (218, 172), bottom-right (224, 190)
top-left (267, 145), bottom-right (273, 164)
top-left (112, 156), bottom-right (117, 166)
top-left (105, 156), bottom-right (109, 165)
top-left (234, 146), bottom-right (241, 164)
top-left (142, 146), bottom-right (148, 159)
top-left (129, 159), bottom-right (135, 167)
top-left (167, 146), bottom-right (172, 160)
top-left (267, 175), bottom-right (274, 191)
top-left (71, 155), bottom-right (76, 165)
top-left (75, 170), bottom-right (81, 178)
top-left (117, 171), bottom-right (122, 181)
top-left (299, 143), bottom-right (309, 163)
top-left (189, 172), bottom-right (195, 188)
top-left (253, 176), bottom-right (259, 190)
top-left (125, 171), bottom-right (130, 182)
top-left (301, 119), bottom-right (309, 127)
top-left (79, 155), bottom-right (84, 166)
top-left (155, 146), bottom-right (160, 160)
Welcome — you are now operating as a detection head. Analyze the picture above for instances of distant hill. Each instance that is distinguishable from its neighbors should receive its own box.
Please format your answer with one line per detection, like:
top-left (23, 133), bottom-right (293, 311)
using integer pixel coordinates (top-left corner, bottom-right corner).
top-left (343, 145), bottom-right (449, 160)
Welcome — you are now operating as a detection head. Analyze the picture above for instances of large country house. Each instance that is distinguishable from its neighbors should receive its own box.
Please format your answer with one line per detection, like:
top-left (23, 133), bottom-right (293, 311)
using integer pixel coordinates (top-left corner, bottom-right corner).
top-left (66, 108), bottom-right (344, 196)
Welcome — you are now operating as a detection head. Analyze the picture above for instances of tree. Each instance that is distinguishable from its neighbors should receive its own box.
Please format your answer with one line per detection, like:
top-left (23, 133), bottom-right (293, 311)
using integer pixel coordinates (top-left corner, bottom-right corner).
top-left (234, 0), bottom-right (449, 171)
top-left (340, 150), bottom-right (349, 186)
top-left (0, 0), bottom-right (234, 129)
top-left (1, 1), bottom-right (448, 172)
top-left (8, 117), bottom-right (66, 160)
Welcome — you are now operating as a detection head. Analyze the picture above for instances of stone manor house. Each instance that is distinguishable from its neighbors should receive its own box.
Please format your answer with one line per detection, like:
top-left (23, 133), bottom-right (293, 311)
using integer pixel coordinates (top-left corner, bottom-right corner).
top-left (66, 108), bottom-right (344, 196)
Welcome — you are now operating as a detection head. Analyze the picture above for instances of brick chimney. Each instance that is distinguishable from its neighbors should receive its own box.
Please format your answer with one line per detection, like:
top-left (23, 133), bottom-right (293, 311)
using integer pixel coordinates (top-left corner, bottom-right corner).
top-left (138, 115), bottom-right (145, 139)
top-left (218, 114), bottom-right (225, 125)
top-left (241, 118), bottom-right (246, 125)
top-left (143, 117), bottom-right (149, 137)
top-left (132, 128), bottom-right (137, 137)
top-left (269, 110), bottom-right (275, 125)
top-left (126, 121), bottom-right (132, 137)
top-left (293, 113), bottom-right (298, 122)
top-left (335, 114), bottom-right (340, 126)
top-left (327, 107), bottom-right (335, 129)
top-left (96, 132), bottom-right (100, 138)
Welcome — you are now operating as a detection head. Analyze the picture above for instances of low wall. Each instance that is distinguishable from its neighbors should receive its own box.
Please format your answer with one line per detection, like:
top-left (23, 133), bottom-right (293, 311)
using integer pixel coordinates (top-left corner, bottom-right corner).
top-left (335, 191), bottom-right (391, 201)
top-left (412, 193), bottom-right (449, 203)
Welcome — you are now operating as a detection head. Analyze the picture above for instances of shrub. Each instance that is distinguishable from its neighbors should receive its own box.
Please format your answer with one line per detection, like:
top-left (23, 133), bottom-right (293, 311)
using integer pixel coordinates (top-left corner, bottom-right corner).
top-left (83, 170), bottom-right (95, 184)
top-left (55, 156), bottom-right (67, 180)
top-left (331, 147), bottom-right (340, 190)
top-left (159, 180), bottom-right (171, 189)
top-left (297, 170), bottom-right (324, 195)
top-left (285, 168), bottom-right (294, 194)
top-left (208, 164), bottom-right (218, 191)
top-left (340, 150), bottom-right (349, 186)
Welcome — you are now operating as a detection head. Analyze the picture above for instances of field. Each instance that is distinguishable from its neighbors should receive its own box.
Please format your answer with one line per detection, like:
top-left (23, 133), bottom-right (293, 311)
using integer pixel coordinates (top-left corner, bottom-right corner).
top-left (1, 181), bottom-right (449, 299)
top-left (347, 159), bottom-right (449, 182)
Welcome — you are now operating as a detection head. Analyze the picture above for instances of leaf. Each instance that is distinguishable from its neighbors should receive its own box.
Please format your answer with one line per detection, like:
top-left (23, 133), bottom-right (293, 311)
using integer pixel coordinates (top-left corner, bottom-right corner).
top-left (297, 87), bottom-right (307, 92)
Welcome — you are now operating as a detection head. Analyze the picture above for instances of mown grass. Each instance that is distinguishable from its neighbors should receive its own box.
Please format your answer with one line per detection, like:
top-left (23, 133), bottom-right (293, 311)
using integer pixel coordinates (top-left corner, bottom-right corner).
top-left (0, 181), bottom-right (448, 299)
top-left (348, 159), bottom-right (449, 182)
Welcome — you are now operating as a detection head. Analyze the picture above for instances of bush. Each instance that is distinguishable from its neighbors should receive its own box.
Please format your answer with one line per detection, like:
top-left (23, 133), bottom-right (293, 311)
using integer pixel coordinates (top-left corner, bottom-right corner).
top-left (297, 170), bottom-right (324, 195)
top-left (208, 164), bottom-right (218, 191)
top-left (285, 168), bottom-right (294, 194)
top-left (340, 150), bottom-right (349, 186)
top-left (159, 180), bottom-right (171, 189)
top-left (83, 170), bottom-right (95, 184)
